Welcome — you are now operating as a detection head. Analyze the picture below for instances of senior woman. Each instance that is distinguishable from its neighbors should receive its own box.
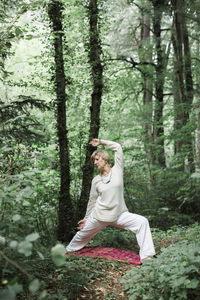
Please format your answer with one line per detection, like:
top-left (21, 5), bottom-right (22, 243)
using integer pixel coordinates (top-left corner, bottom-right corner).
top-left (66, 138), bottom-right (155, 262)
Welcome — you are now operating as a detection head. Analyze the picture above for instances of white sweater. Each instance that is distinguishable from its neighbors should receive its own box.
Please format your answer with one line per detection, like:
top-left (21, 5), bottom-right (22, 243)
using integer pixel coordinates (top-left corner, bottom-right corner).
top-left (84, 140), bottom-right (128, 222)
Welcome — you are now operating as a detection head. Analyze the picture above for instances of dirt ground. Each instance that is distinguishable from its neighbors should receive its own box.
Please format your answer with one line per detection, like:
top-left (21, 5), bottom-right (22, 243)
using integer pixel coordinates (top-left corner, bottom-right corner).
top-left (77, 263), bottom-right (133, 300)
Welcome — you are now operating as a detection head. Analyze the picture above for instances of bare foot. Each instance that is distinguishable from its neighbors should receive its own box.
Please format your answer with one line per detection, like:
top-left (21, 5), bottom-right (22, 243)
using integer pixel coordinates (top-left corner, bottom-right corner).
top-left (141, 257), bottom-right (151, 263)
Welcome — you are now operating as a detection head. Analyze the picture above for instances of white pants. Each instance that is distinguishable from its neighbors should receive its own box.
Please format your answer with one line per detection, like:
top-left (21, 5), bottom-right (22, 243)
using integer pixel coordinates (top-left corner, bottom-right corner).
top-left (66, 211), bottom-right (155, 260)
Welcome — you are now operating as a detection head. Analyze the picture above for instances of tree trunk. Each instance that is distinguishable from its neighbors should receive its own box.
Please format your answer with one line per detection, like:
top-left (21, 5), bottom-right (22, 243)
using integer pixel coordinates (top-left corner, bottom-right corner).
top-left (182, 2), bottom-right (194, 172)
top-left (48, 0), bottom-right (73, 242)
top-left (152, 0), bottom-right (167, 167)
top-left (77, 0), bottom-right (103, 221)
top-left (140, 5), bottom-right (154, 184)
top-left (171, 0), bottom-right (194, 172)
top-left (195, 103), bottom-right (200, 170)
top-left (194, 18), bottom-right (200, 171)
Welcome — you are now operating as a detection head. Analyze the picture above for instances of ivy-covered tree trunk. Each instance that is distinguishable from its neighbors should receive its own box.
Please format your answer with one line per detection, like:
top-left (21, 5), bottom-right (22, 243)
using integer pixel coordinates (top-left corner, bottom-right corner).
top-left (152, 0), bottom-right (168, 167)
top-left (48, 0), bottom-right (73, 242)
top-left (77, 0), bottom-right (103, 221)
top-left (195, 26), bottom-right (200, 171)
top-left (172, 0), bottom-right (194, 172)
top-left (139, 5), bottom-right (154, 184)
top-left (195, 103), bottom-right (200, 170)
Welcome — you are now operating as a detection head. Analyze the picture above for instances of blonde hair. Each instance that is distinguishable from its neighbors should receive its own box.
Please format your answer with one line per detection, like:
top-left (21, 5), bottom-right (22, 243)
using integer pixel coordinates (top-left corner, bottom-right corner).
top-left (91, 150), bottom-right (111, 165)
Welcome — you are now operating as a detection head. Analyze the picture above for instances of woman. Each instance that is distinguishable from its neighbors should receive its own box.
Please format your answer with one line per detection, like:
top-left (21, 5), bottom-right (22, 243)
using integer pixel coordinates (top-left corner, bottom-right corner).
top-left (66, 138), bottom-right (155, 262)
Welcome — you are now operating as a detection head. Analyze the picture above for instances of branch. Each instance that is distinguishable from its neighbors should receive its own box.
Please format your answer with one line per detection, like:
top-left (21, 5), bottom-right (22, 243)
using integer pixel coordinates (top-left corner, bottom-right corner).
top-left (0, 250), bottom-right (31, 278)
top-left (191, 57), bottom-right (200, 63)
top-left (1, 9), bottom-right (26, 39)
top-left (104, 57), bottom-right (156, 72)
top-left (163, 93), bottom-right (173, 96)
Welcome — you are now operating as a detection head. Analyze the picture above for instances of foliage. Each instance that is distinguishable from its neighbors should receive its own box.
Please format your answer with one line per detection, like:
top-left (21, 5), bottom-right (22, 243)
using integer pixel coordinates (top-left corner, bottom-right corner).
top-left (0, 242), bottom-right (119, 300)
top-left (49, 242), bottom-right (128, 300)
top-left (0, 226), bottom-right (42, 300)
top-left (0, 96), bottom-right (50, 146)
top-left (122, 224), bottom-right (200, 300)
top-left (124, 165), bottom-right (200, 229)
top-left (151, 222), bottom-right (200, 241)
top-left (0, 121), bottom-right (59, 250)
top-left (88, 226), bottom-right (138, 252)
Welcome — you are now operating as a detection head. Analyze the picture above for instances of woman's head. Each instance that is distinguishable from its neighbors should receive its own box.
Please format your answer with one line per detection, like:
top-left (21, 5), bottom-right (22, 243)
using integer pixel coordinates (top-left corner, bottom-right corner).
top-left (91, 150), bottom-right (111, 169)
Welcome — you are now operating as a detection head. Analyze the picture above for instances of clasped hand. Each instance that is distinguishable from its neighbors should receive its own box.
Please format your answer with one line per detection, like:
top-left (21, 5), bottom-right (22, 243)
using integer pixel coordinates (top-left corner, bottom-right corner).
top-left (89, 138), bottom-right (100, 147)
top-left (77, 219), bottom-right (86, 230)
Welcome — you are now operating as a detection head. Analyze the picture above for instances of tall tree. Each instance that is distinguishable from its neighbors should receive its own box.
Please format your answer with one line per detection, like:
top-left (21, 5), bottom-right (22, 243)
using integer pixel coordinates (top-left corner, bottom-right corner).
top-left (171, 0), bottom-right (194, 172)
top-left (77, 0), bottom-right (103, 221)
top-left (194, 4), bottom-right (200, 171)
top-left (139, 1), bottom-right (154, 182)
top-left (152, 0), bottom-right (170, 167)
top-left (48, 0), bottom-right (73, 241)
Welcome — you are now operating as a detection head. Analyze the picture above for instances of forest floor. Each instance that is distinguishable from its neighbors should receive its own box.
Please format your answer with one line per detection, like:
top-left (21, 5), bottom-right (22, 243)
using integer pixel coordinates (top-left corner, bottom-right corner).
top-left (28, 234), bottom-right (180, 299)
top-left (76, 237), bottom-right (175, 300)
top-left (78, 263), bottom-right (131, 300)
top-left (45, 252), bottom-right (134, 300)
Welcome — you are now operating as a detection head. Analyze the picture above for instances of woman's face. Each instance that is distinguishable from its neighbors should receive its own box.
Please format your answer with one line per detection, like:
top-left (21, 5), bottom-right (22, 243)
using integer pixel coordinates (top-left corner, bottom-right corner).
top-left (93, 155), bottom-right (107, 172)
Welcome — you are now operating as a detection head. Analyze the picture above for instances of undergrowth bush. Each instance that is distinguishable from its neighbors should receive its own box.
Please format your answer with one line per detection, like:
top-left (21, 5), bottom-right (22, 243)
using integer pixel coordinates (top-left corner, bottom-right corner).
top-left (0, 230), bottom-right (42, 300)
top-left (124, 166), bottom-right (200, 230)
top-left (122, 238), bottom-right (200, 299)
top-left (0, 241), bottom-right (120, 300)
top-left (151, 222), bottom-right (199, 242)
top-left (48, 243), bottom-right (119, 300)
top-left (88, 226), bottom-right (138, 251)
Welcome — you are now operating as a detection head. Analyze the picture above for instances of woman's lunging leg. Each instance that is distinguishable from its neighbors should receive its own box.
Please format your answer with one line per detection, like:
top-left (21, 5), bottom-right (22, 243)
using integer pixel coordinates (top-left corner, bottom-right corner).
top-left (66, 215), bottom-right (107, 252)
top-left (113, 211), bottom-right (156, 260)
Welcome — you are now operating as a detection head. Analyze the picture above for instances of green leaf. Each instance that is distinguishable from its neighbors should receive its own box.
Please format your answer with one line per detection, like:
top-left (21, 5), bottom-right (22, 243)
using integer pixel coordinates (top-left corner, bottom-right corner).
top-left (21, 186), bottom-right (34, 198)
top-left (38, 290), bottom-right (48, 299)
top-left (51, 244), bottom-right (66, 266)
top-left (0, 289), bottom-right (15, 300)
top-left (12, 214), bottom-right (21, 222)
top-left (25, 232), bottom-right (40, 242)
top-left (37, 251), bottom-right (44, 260)
top-left (8, 282), bottom-right (23, 294)
top-left (189, 279), bottom-right (199, 289)
top-left (9, 240), bottom-right (18, 249)
top-left (160, 207), bottom-right (169, 211)
top-left (0, 235), bottom-right (6, 245)
top-left (29, 279), bottom-right (40, 293)
top-left (15, 28), bottom-right (23, 36)
top-left (191, 172), bottom-right (200, 179)
top-left (25, 35), bottom-right (33, 40)
top-left (18, 240), bottom-right (32, 257)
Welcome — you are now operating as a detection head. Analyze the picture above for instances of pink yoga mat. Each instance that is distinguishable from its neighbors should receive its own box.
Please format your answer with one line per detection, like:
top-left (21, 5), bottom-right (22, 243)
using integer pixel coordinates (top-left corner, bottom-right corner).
top-left (65, 246), bottom-right (142, 265)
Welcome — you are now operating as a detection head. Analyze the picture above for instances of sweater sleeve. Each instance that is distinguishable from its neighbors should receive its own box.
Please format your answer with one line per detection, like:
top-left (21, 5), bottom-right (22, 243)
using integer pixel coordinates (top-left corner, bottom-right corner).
top-left (100, 139), bottom-right (123, 170)
top-left (84, 178), bottom-right (98, 219)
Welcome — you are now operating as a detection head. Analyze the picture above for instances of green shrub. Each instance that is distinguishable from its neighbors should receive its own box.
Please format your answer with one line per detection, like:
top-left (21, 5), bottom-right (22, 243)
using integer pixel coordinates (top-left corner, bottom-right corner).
top-left (0, 230), bottom-right (42, 300)
top-left (122, 239), bottom-right (200, 300)
top-left (43, 244), bottom-right (117, 300)
top-left (124, 166), bottom-right (200, 230)
top-left (88, 226), bottom-right (138, 251)
top-left (151, 222), bottom-right (200, 242)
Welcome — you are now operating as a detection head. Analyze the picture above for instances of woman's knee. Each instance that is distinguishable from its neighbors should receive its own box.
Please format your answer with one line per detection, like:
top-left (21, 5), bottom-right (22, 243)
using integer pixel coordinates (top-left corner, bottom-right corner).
top-left (139, 216), bottom-right (149, 227)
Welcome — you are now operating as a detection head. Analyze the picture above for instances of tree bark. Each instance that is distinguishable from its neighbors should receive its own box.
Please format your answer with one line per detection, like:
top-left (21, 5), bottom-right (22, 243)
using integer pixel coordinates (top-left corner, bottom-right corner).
top-left (48, 0), bottom-right (73, 242)
top-left (77, 0), bottom-right (103, 221)
top-left (182, 2), bottom-right (194, 172)
top-left (194, 12), bottom-right (200, 171)
top-left (171, 0), bottom-right (194, 172)
top-left (152, 0), bottom-right (168, 167)
top-left (195, 103), bottom-right (200, 170)
top-left (139, 4), bottom-right (154, 184)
